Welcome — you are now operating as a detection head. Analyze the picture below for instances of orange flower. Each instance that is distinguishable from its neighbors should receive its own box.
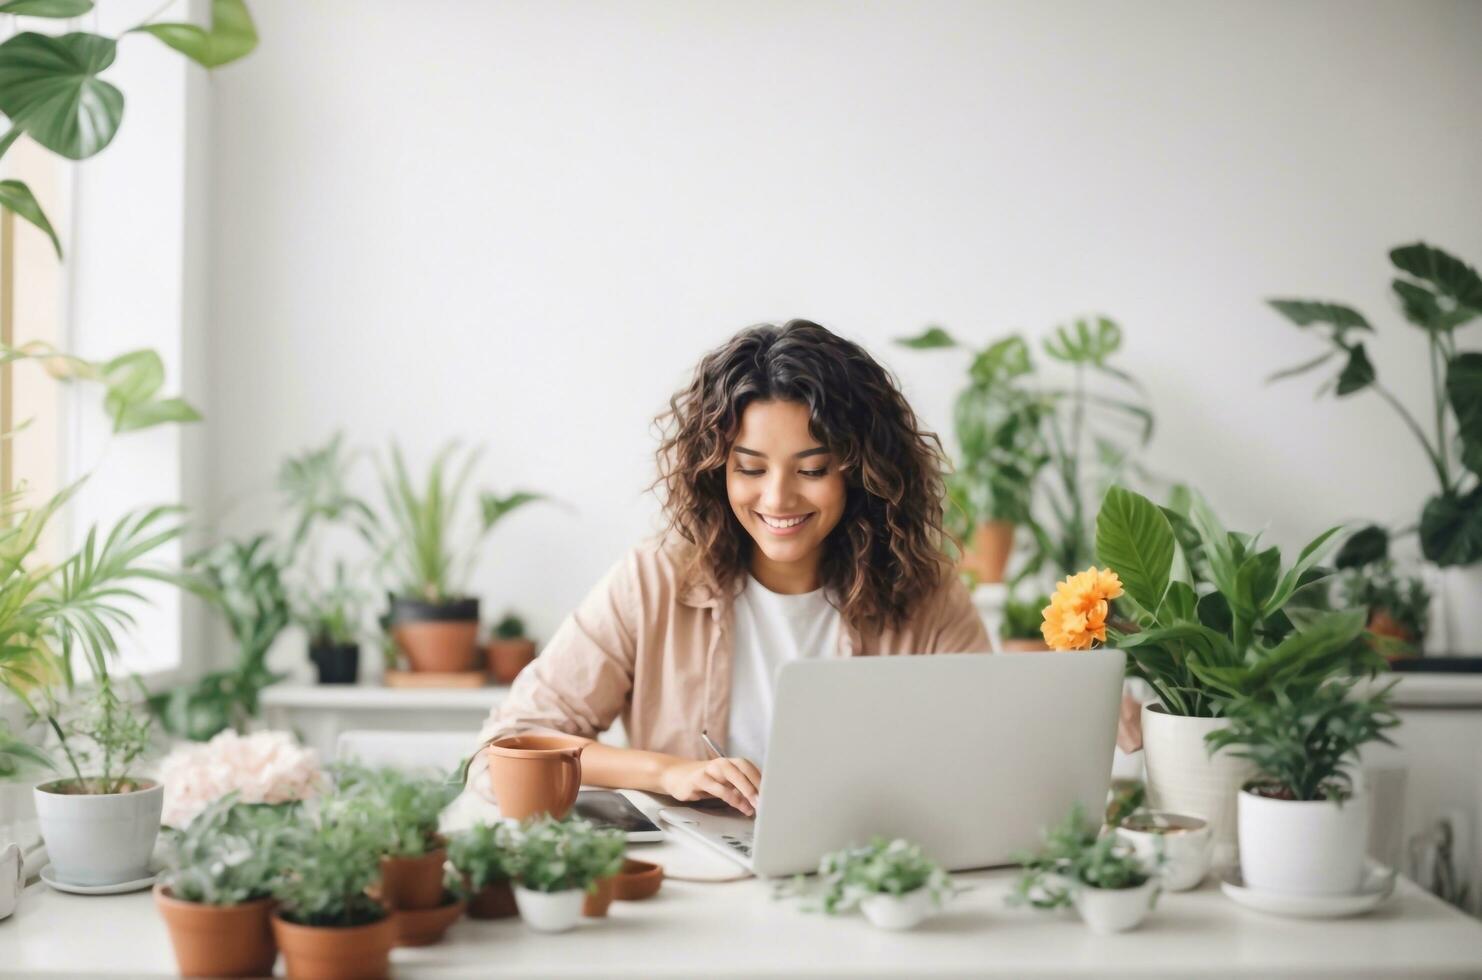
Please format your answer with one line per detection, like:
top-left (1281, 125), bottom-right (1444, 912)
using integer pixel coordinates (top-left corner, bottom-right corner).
top-left (1040, 567), bottom-right (1125, 651)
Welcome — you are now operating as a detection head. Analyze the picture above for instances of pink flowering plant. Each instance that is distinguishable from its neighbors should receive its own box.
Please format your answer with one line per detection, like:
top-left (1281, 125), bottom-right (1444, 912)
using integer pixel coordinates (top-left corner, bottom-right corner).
top-left (159, 729), bottom-right (323, 828)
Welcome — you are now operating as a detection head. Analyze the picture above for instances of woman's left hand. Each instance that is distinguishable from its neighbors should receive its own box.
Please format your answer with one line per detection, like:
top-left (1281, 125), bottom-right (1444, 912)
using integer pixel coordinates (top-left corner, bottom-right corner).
top-left (1117, 692), bottom-right (1143, 752)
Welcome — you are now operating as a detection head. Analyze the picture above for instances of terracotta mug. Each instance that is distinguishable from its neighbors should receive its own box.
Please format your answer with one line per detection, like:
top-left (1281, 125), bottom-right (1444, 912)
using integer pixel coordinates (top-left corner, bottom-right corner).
top-left (486, 735), bottom-right (584, 821)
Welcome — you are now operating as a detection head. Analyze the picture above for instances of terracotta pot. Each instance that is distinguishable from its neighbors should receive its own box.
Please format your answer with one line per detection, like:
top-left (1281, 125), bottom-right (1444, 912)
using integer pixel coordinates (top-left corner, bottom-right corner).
top-left (392, 892), bottom-right (466, 947)
top-left (1000, 637), bottom-right (1051, 652)
top-left (155, 886), bottom-right (277, 978)
top-left (393, 622), bottom-right (480, 672)
top-left (486, 735), bottom-right (585, 821)
top-left (960, 520), bottom-right (1015, 584)
top-left (378, 843), bottom-right (447, 911)
top-left (582, 876), bottom-right (615, 917)
top-left (271, 911), bottom-right (395, 980)
top-left (467, 879), bottom-right (519, 919)
top-left (485, 638), bottom-right (537, 684)
top-left (611, 858), bottom-right (663, 901)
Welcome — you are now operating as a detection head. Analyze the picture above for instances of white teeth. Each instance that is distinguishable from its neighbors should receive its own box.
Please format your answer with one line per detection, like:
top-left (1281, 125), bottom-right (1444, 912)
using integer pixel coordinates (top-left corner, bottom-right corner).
top-left (759, 513), bottom-right (809, 529)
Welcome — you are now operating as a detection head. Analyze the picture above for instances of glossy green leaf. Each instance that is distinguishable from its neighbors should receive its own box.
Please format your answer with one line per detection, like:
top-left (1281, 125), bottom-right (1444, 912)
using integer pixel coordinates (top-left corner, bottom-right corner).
top-left (1446, 353), bottom-right (1482, 468)
top-left (969, 335), bottom-right (1032, 383)
top-left (1334, 525), bottom-right (1388, 569)
top-left (0, 178), bottom-right (61, 257)
top-left (1335, 343), bottom-right (1375, 396)
top-left (896, 326), bottom-right (957, 349)
top-left (1393, 279), bottom-right (1477, 333)
top-left (1420, 488), bottom-right (1482, 567)
top-left (1094, 485), bottom-right (1174, 616)
top-left (0, 32), bottom-right (123, 161)
top-left (1390, 242), bottom-right (1482, 313)
top-left (0, 0), bottom-right (93, 15)
top-left (130, 0), bottom-right (257, 69)
top-left (99, 349), bottom-right (202, 433)
top-left (1268, 300), bottom-right (1371, 336)
top-left (1043, 316), bottom-right (1122, 366)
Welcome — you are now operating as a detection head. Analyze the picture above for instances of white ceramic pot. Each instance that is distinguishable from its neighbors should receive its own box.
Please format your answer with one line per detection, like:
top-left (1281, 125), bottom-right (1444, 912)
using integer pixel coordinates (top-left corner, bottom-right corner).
top-left (1071, 877), bottom-right (1158, 934)
top-left (1140, 705), bottom-right (1256, 866)
top-left (1237, 787), bottom-right (1370, 896)
top-left (859, 887), bottom-right (937, 930)
top-left (33, 778), bottom-right (162, 886)
top-left (1431, 564), bottom-right (1482, 655)
top-left (1115, 811), bottom-right (1213, 892)
top-left (514, 885), bottom-right (585, 933)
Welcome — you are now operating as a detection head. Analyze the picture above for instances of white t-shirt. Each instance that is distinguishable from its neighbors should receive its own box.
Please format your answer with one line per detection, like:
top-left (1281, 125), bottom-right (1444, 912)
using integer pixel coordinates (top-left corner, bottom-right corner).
top-left (725, 574), bottom-right (842, 767)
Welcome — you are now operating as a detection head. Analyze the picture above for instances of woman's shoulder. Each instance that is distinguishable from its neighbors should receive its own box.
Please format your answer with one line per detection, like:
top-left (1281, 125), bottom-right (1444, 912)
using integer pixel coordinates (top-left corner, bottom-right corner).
top-left (607, 536), bottom-right (714, 606)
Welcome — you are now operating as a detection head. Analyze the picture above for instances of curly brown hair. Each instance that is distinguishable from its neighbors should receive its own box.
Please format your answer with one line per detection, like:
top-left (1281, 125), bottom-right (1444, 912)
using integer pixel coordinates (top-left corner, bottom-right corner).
top-left (652, 319), bottom-right (954, 631)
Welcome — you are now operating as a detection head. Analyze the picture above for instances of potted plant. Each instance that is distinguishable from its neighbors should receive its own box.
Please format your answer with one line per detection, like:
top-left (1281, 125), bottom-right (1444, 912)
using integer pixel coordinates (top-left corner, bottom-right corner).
top-left (510, 815), bottom-right (626, 932)
top-left (485, 613), bottom-right (538, 684)
top-left (270, 797), bottom-right (396, 980)
top-left (32, 679), bottom-right (163, 888)
top-left (1000, 592), bottom-right (1052, 651)
top-left (1338, 559), bottom-right (1430, 659)
top-left (1011, 803), bottom-right (1160, 934)
top-left (155, 794), bottom-right (290, 978)
top-left (297, 561), bottom-right (368, 685)
top-left (158, 729), bottom-right (322, 829)
top-left (372, 442), bottom-right (546, 673)
top-left (1208, 678), bottom-right (1400, 895)
top-left (1267, 243), bottom-right (1482, 653)
top-left (335, 765), bottom-right (458, 913)
top-left (1052, 485), bottom-right (1386, 858)
top-left (812, 838), bottom-right (955, 930)
top-left (449, 820), bottom-right (520, 919)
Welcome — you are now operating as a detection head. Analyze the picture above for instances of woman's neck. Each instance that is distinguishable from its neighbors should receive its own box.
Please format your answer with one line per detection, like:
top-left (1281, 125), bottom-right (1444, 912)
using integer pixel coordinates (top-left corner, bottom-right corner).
top-left (749, 551), bottom-right (822, 595)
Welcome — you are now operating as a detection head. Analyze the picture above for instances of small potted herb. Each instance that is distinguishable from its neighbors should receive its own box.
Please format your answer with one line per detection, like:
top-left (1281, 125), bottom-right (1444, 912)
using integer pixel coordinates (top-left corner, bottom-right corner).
top-left (1208, 678), bottom-right (1399, 896)
top-left (155, 794), bottom-right (290, 978)
top-left (511, 816), bottom-right (626, 932)
top-left (813, 838), bottom-right (955, 930)
top-left (336, 765), bottom-right (458, 913)
top-left (297, 561), bottom-right (368, 684)
top-left (1011, 803), bottom-right (1160, 934)
top-left (485, 612), bottom-right (537, 684)
top-left (1338, 559), bottom-right (1430, 659)
top-left (449, 821), bottom-right (520, 919)
top-left (269, 802), bottom-right (395, 980)
top-left (32, 680), bottom-right (163, 888)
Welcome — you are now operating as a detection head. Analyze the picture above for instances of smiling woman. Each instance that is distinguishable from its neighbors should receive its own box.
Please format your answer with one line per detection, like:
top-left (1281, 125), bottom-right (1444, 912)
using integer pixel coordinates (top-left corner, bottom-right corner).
top-left (472, 320), bottom-right (991, 811)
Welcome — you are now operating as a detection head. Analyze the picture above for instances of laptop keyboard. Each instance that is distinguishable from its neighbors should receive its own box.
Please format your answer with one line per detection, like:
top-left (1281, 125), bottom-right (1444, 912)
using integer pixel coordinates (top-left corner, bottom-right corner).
top-left (720, 831), bottom-right (754, 857)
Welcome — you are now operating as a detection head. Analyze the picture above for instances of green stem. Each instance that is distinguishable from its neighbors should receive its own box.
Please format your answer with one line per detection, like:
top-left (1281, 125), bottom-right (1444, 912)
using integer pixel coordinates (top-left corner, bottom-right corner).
top-left (1430, 335), bottom-right (1451, 485)
top-left (47, 715), bottom-right (86, 789)
top-left (1372, 381), bottom-right (1448, 490)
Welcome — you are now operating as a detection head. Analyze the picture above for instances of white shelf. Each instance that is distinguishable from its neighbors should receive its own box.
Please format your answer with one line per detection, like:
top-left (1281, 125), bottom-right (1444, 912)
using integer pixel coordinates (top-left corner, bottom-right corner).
top-left (1380, 673), bottom-right (1482, 709)
top-left (260, 683), bottom-right (511, 711)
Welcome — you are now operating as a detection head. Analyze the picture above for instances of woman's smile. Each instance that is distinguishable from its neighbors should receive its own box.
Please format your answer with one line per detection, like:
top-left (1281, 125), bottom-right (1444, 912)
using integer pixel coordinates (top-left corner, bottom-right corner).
top-left (754, 511), bottom-right (815, 535)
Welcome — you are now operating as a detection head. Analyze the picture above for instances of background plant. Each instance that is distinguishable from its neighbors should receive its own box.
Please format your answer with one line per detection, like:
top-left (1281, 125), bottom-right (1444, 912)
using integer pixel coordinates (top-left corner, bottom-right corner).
top-left (42, 677), bottom-right (152, 793)
top-left (512, 815), bottom-right (625, 894)
top-left (490, 612), bottom-right (528, 641)
top-left (448, 821), bottom-right (519, 890)
top-left (331, 764), bottom-right (457, 857)
top-left (1001, 592), bottom-right (1051, 641)
top-left (1338, 559), bottom-right (1430, 651)
top-left (1010, 803), bottom-right (1154, 910)
top-left (811, 838), bottom-right (954, 914)
top-left (157, 793), bottom-right (292, 905)
top-left (1268, 242), bottom-right (1482, 567)
top-left (271, 801), bottom-right (389, 927)
top-left (1205, 679), bottom-right (1400, 802)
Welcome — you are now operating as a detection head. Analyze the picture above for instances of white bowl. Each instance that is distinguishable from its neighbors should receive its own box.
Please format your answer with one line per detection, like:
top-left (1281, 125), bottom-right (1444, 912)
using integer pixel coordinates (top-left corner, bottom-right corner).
top-left (1072, 877), bottom-right (1158, 934)
top-left (1115, 811), bottom-right (1213, 892)
top-left (514, 885), bottom-right (585, 933)
top-left (859, 887), bottom-right (937, 930)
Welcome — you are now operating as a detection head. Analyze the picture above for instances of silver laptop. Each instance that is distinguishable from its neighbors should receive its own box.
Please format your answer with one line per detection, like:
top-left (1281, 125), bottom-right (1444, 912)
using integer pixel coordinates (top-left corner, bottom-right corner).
top-left (658, 650), bottom-right (1124, 877)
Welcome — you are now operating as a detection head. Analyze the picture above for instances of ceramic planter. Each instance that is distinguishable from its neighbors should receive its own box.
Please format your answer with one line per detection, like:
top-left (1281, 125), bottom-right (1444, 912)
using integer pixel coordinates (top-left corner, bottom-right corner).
top-left (271, 911), bottom-right (396, 980)
top-left (1071, 877), bottom-right (1158, 934)
top-left (1140, 705), bottom-right (1256, 865)
top-left (1433, 564), bottom-right (1482, 655)
top-left (33, 778), bottom-right (163, 886)
top-left (1238, 787), bottom-right (1370, 896)
top-left (378, 842), bottom-right (448, 911)
top-left (859, 887), bottom-right (937, 930)
top-left (393, 892), bottom-right (466, 947)
top-left (961, 520), bottom-right (1015, 585)
top-left (388, 596), bottom-right (480, 672)
top-left (582, 876), bottom-right (615, 917)
top-left (467, 878), bottom-right (519, 919)
top-left (154, 886), bottom-right (277, 978)
top-left (485, 637), bottom-right (537, 684)
top-left (1115, 811), bottom-right (1213, 892)
top-left (514, 885), bottom-right (585, 932)
top-left (309, 643), bottom-right (360, 684)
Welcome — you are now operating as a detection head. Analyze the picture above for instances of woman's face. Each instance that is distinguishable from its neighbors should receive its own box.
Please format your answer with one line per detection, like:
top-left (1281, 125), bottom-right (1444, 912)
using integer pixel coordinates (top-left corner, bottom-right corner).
top-left (725, 399), bottom-right (848, 581)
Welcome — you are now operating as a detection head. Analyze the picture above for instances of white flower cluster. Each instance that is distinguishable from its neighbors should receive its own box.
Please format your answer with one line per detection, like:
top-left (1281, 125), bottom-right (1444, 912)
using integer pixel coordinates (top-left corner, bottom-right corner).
top-left (159, 730), bottom-right (323, 827)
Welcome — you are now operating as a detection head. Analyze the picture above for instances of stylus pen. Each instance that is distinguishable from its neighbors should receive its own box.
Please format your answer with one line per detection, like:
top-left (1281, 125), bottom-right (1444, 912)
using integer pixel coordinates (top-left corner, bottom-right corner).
top-left (699, 729), bottom-right (725, 759)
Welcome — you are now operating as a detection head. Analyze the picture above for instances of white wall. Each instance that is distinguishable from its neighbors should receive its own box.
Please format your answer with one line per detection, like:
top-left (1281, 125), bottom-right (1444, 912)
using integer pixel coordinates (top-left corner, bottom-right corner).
top-left (207, 0), bottom-right (1482, 643)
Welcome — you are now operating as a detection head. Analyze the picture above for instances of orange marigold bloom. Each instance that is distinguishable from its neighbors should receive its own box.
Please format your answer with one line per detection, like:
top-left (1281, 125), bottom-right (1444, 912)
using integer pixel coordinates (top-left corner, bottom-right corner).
top-left (1040, 567), bottom-right (1125, 651)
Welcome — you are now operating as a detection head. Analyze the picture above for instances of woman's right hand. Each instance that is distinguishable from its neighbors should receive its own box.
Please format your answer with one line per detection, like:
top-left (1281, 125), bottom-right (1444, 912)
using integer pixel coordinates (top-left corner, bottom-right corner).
top-left (659, 757), bottom-right (762, 816)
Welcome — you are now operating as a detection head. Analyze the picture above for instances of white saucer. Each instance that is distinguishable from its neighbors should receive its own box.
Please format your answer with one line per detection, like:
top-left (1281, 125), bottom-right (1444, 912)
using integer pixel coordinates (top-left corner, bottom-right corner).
top-left (39, 863), bottom-right (158, 896)
top-left (1220, 863), bottom-right (1396, 919)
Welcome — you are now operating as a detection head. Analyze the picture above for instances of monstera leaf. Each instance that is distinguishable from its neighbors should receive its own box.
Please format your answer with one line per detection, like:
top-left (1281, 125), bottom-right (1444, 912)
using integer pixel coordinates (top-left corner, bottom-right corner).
top-left (130, 0), bottom-right (257, 69)
top-left (1420, 488), bottom-right (1482, 567)
top-left (0, 32), bottom-right (123, 161)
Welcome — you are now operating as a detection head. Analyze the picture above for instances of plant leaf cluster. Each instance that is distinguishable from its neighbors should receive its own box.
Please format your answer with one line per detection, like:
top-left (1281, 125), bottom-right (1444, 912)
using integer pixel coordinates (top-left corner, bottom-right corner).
top-left (448, 820), bottom-right (520, 889)
top-left (157, 793), bottom-right (294, 905)
top-left (810, 837), bottom-right (954, 914)
top-left (509, 814), bottom-right (626, 894)
top-left (1010, 803), bottom-right (1154, 910)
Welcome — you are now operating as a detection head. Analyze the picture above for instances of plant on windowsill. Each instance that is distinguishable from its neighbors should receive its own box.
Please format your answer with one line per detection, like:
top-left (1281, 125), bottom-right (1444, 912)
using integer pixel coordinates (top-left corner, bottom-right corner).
top-left (485, 612), bottom-right (537, 684)
top-left (154, 793), bottom-right (292, 978)
top-left (1009, 802), bottom-right (1160, 934)
top-left (809, 837), bottom-right (956, 931)
top-left (449, 820), bottom-right (521, 919)
top-left (510, 815), bottom-right (626, 933)
top-left (1337, 558), bottom-right (1430, 659)
top-left (371, 442), bottom-right (548, 674)
top-left (1207, 678), bottom-right (1400, 896)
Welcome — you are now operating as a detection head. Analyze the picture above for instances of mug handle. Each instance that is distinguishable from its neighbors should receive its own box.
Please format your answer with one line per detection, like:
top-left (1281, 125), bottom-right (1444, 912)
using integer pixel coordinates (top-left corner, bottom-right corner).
top-left (559, 748), bottom-right (583, 814)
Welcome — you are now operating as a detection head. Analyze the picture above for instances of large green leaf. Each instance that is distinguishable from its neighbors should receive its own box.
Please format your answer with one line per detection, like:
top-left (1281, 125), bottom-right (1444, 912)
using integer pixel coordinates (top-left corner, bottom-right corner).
top-left (478, 491), bottom-right (547, 533)
top-left (0, 0), bottom-right (92, 14)
top-left (0, 32), bottom-right (123, 161)
top-left (99, 350), bottom-right (203, 433)
top-left (1420, 487), bottom-right (1482, 567)
top-left (1393, 279), bottom-right (1477, 333)
top-left (130, 0), bottom-right (258, 69)
top-left (1447, 353), bottom-right (1482, 473)
top-left (1334, 525), bottom-right (1388, 569)
top-left (1390, 242), bottom-right (1482, 313)
top-left (0, 179), bottom-right (61, 257)
top-left (1335, 343), bottom-right (1375, 396)
top-left (1094, 485), bottom-right (1174, 617)
top-left (896, 326), bottom-right (957, 349)
top-left (1043, 316), bottom-right (1122, 366)
top-left (969, 335), bottom-right (1032, 383)
top-left (1268, 300), bottom-right (1371, 337)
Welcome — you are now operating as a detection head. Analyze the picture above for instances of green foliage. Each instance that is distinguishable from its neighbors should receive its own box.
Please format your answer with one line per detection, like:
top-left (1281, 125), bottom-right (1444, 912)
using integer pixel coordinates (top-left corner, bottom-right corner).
top-left (1268, 243), bottom-right (1482, 567)
top-left (43, 678), bottom-right (152, 794)
top-left (1001, 593), bottom-right (1050, 640)
top-left (331, 764), bottom-right (457, 857)
top-left (1, 343), bottom-right (203, 435)
top-left (158, 794), bottom-right (293, 905)
top-left (812, 838), bottom-right (954, 914)
top-left (1105, 781), bottom-right (1146, 829)
top-left (448, 821), bottom-right (519, 890)
top-left (129, 0), bottom-right (257, 70)
top-left (1205, 680), bottom-right (1400, 802)
top-left (491, 612), bottom-right (527, 640)
top-left (1095, 484), bottom-right (1384, 717)
top-left (1010, 803), bottom-right (1155, 910)
top-left (1339, 560), bottom-right (1430, 649)
top-left (271, 802), bottom-right (389, 927)
top-left (295, 561), bottom-right (366, 648)
top-left (512, 815), bottom-right (626, 894)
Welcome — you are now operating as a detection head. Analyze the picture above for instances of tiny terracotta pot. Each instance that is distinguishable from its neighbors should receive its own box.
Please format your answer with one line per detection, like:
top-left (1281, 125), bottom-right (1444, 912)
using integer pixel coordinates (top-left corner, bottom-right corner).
top-left (611, 859), bottom-right (663, 901)
top-left (393, 892), bottom-right (466, 947)
top-left (379, 843), bottom-right (447, 911)
top-left (485, 638), bottom-right (537, 684)
top-left (581, 876), bottom-right (615, 918)
top-left (155, 886), bottom-right (277, 978)
top-left (1001, 637), bottom-right (1052, 652)
top-left (467, 879), bottom-right (519, 919)
top-left (271, 910), bottom-right (395, 980)
top-left (486, 734), bottom-right (585, 821)
top-left (960, 520), bottom-right (1015, 584)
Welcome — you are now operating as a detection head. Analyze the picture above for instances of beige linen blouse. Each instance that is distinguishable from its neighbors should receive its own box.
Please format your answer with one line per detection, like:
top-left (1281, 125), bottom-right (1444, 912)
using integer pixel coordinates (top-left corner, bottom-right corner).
top-left (476, 537), bottom-right (991, 760)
